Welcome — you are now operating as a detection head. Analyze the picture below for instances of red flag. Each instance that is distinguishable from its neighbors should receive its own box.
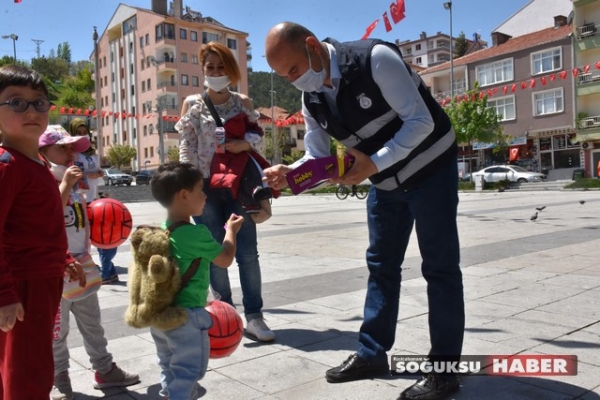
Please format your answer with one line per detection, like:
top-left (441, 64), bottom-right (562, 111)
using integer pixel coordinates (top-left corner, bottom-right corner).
top-left (479, 91), bottom-right (484, 99)
top-left (442, 99), bottom-right (447, 106)
top-left (572, 68), bottom-right (579, 77)
top-left (584, 64), bottom-right (590, 74)
top-left (383, 12), bottom-right (392, 32)
top-left (529, 79), bottom-right (536, 88)
top-left (509, 147), bottom-right (520, 162)
top-left (75, 108), bottom-right (82, 115)
top-left (14, 0), bottom-right (22, 3)
top-left (390, 0), bottom-right (406, 24)
top-left (463, 94), bottom-right (469, 102)
top-left (560, 70), bottom-right (567, 79)
top-left (487, 90), bottom-right (493, 97)
top-left (596, 62), bottom-right (600, 70)
top-left (550, 73), bottom-right (556, 81)
top-left (50, 105), bottom-right (57, 111)
top-left (511, 84), bottom-right (517, 92)
top-left (503, 86), bottom-right (508, 94)
top-left (520, 81), bottom-right (527, 89)
top-left (540, 76), bottom-right (547, 85)
top-left (361, 19), bottom-right (379, 40)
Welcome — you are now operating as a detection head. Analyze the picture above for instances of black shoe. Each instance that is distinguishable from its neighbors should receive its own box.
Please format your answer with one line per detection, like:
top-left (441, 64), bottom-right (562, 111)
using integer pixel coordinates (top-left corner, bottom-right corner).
top-left (399, 373), bottom-right (460, 400)
top-left (325, 353), bottom-right (389, 383)
top-left (252, 186), bottom-right (272, 201)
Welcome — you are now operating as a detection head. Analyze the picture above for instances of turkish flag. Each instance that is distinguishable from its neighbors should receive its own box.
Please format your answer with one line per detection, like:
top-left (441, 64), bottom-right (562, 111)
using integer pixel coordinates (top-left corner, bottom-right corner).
top-left (520, 81), bottom-right (527, 89)
top-left (596, 62), bottom-right (600, 70)
top-left (572, 68), bottom-right (579, 77)
top-left (560, 70), bottom-right (567, 79)
top-left (390, 0), bottom-right (406, 24)
top-left (540, 76), bottom-right (547, 85)
top-left (529, 79), bottom-right (536, 88)
top-left (14, 0), bottom-right (22, 3)
top-left (383, 12), bottom-right (393, 32)
top-left (509, 147), bottom-right (520, 162)
top-left (361, 19), bottom-right (379, 40)
top-left (584, 64), bottom-right (590, 74)
top-left (511, 84), bottom-right (517, 92)
top-left (503, 86), bottom-right (508, 94)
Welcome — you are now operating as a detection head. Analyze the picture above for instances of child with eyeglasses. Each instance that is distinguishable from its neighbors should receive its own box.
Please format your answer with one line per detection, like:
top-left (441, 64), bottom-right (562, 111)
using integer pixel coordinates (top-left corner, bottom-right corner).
top-left (0, 65), bottom-right (85, 399)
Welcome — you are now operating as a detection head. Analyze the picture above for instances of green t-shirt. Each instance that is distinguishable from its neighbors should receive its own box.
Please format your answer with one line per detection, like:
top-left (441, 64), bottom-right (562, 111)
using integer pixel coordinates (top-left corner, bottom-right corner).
top-left (161, 221), bottom-right (222, 308)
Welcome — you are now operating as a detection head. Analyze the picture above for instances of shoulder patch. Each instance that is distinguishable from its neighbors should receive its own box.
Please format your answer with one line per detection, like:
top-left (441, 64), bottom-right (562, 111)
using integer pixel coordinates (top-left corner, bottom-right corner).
top-left (0, 149), bottom-right (12, 164)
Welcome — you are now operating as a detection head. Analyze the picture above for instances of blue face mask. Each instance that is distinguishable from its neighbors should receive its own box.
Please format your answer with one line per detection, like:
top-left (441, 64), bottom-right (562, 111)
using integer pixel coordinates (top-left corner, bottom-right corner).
top-left (291, 45), bottom-right (326, 93)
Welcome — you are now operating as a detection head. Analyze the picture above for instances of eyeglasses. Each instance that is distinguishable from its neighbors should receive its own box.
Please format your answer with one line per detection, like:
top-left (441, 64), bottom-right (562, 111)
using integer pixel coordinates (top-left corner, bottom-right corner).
top-left (0, 98), bottom-right (52, 113)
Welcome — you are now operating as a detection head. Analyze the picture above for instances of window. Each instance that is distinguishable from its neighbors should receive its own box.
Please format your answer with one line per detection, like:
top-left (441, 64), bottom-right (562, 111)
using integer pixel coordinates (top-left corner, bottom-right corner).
top-left (145, 33), bottom-right (150, 45)
top-left (532, 48), bottom-right (561, 75)
top-left (142, 81), bottom-right (146, 92)
top-left (533, 88), bottom-right (563, 116)
top-left (180, 28), bottom-right (187, 40)
top-left (130, 64), bottom-right (134, 74)
top-left (415, 44), bottom-right (421, 51)
top-left (133, 128), bottom-right (137, 140)
top-left (191, 54), bottom-right (198, 65)
top-left (111, 72), bottom-right (115, 82)
top-left (139, 37), bottom-right (144, 48)
top-left (227, 38), bottom-right (237, 50)
top-left (476, 59), bottom-right (513, 86)
top-left (164, 23), bottom-right (175, 39)
top-left (122, 132), bottom-right (127, 142)
top-left (416, 57), bottom-right (422, 64)
top-left (191, 31), bottom-right (197, 42)
top-left (147, 78), bottom-right (151, 90)
top-left (150, 147), bottom-right (154, 157)
top-left (181, 74), bottom-right (189, 86)
top-left (131, 85), bottom-right (135, 96)
top-left (488, 96), bottom-right (516, 121)
top-left (192, 76), bottom-right (199, 87)
top-left (297, 130), bottom-right (305, 140)
top-left (144, 147), bottom-right (148, 158)
top-left (141, 59), bottom-right (145, 70)
top-left (180, 52), bottom-right (188, 63)
top-left (202, 32), bottom-right (219, 44)
top-left (155, 24), bottom-right (163, 40)
top-left (143, 126), bottom-right (147, 137)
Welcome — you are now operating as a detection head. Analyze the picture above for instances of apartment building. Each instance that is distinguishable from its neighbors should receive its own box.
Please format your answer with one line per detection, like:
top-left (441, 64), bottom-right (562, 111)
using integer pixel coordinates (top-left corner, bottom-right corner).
top-left (572, 0), bottom-right (600, 178)
top-left (93, 0), bottom-right (249, 171)
top-left (421, 16), bottom-right (576, 179)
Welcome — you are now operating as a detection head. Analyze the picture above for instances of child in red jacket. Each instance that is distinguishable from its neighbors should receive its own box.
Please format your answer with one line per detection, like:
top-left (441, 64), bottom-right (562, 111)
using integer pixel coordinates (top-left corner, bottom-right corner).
top-left (0, 65), bottom-right (83, 400)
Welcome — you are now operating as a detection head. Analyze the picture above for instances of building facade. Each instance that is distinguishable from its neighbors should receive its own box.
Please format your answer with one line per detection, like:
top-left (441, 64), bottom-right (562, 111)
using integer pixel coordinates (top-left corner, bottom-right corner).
top-left (421, 17), bottom-right (577, 179)
top-left (93, 0), bottom-right (249, 171)
top-left (573, 0), bottom-right (600, 178)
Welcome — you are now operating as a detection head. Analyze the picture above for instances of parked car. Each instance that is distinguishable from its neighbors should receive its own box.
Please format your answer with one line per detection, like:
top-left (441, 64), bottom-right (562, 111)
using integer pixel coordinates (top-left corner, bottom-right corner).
top-left (471, 165), bottom-right (546, 184)
top-left (103, 168), bottom-right (133, 186)
top-left (135, 170), bottom-right (154, 185)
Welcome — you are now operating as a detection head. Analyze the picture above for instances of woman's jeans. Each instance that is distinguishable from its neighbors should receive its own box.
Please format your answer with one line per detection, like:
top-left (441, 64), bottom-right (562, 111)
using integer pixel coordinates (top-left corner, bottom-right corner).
top-left (193, 180), bottom-right (264, 321)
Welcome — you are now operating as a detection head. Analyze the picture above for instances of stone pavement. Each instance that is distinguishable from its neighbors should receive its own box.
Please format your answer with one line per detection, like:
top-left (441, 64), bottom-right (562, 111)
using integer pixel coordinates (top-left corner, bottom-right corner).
top-left (64, 190), bottom-right (600, 399)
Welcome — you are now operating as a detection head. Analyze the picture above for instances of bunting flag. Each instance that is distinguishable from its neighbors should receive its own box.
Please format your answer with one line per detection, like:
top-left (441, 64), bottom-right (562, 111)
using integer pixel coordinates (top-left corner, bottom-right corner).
top-left (390, 0), bottom-right (406, 24)
top-left (361, 19), bottom-right (380, 40)
top-left (383, 12), bottom-right (393, 33)
top-left (14, 0), bottom-right (22, 3)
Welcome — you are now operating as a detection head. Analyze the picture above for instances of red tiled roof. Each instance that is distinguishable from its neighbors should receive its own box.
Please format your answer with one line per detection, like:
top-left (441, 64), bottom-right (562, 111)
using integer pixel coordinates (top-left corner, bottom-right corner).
top-left (422, 25), bottom-right (572, 74)
top-left (257, 106), bottom-right (290, 121)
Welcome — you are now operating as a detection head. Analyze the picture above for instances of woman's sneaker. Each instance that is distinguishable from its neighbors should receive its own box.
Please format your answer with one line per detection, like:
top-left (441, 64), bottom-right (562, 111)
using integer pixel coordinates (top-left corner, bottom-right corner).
top-left (93, 363), bottom-right (140, 389)
top-left (51, 371), bottom-right (74, 400)
top-left (245, 318), bottom-right (276, 342)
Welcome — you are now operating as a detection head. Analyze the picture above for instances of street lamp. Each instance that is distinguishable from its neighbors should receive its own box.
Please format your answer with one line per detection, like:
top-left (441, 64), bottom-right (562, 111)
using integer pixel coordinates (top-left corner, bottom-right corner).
top-left (152, 98), bottom-right (167, 164)
top-left (443, 2), bottom-right (454, 98)
top-left (1, 34), bottom-right (18, 63)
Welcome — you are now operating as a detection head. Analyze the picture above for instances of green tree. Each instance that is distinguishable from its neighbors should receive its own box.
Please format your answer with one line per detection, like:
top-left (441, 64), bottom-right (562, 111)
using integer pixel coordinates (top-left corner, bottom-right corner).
top-left (444, 83), bottom-right (502, 154)
top-left (454, 31), bottom-right (469, 58)
top-left (31, 56), bottom-right (70, 83)
top-left (106, 144), bottom-right (137, 170)
top-left (57, 42), bottom-right (72, 65)
top-left (248, 71), bottom-right (302, 113)
top-left (167, 147), bottom-right (180, 162)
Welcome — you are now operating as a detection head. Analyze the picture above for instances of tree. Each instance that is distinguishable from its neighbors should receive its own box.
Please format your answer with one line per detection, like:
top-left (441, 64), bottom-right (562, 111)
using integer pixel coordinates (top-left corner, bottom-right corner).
top-left (56, 42), bottom-right (72, 65)
top-left (248, 71), bottom-right (302, 113)
top-left (106, 144), bottom-right (137, 170)
top-left (167, 147), bottom-right (180, 162)
top-left (444, 83), bottom-right (502, 156)
top-left (31, 56), bottom-right (70, 83)
top-left (454, 31), bottom-right (469, 58)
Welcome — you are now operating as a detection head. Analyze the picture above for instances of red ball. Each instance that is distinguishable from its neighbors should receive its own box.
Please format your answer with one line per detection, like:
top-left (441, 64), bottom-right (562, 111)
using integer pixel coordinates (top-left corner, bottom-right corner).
top-left (205, 300), bottom-right (244, 358)
top-left (87, 198), bottom-right (133, 249)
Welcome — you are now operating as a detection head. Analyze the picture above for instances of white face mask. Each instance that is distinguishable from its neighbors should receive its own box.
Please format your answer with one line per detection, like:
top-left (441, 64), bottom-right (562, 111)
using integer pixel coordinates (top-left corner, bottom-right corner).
top-left (205, 75), bottom-right (231, 92)
top-left (292, 45), bottom-right (327, 93)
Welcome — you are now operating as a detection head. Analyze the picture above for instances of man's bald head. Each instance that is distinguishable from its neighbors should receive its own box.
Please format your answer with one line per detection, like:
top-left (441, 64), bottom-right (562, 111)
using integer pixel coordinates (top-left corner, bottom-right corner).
top-left (265, 22), bottom-right (317, 60)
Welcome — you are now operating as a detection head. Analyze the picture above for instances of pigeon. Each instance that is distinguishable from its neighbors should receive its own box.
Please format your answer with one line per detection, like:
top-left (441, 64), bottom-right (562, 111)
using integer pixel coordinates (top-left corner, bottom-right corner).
top-left (530, 212), bottom-right (538, 222)
top-left (536, 206), bottom-right (546, 212)
top-left (580, 200), bottom-right (586, 205)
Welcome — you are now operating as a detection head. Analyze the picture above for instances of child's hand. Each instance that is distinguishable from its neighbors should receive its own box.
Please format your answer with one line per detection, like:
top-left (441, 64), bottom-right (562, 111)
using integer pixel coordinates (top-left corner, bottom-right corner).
top-left (65, 261), bottom-right (87, 288)
top-left (63, 165), bottom-right (84, 188)
top-left (87, 170), bottom-right (104, 179)
top-left (0, 302), bottom-right (25, 332)
top-left (225, 213), bottom-right (244, 234)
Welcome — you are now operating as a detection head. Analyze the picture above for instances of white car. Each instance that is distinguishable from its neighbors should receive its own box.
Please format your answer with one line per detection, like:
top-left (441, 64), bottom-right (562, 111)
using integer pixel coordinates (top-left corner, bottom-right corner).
top-left (471, 165), bottom-right (546, 184)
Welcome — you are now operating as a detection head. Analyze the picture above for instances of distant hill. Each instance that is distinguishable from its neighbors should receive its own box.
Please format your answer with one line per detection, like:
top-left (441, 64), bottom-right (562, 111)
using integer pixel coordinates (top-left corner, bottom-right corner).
top-left (248, 71), bottom-right (302, 114)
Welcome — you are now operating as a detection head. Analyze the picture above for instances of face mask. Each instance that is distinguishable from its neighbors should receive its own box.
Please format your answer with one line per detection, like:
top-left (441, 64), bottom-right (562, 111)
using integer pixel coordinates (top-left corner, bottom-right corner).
top-left (291, 45), bottom-right (327, 92)
top-left (49, 162), bottom-right (68, 182)
top-left (205, 75), bottom-right (231, 92)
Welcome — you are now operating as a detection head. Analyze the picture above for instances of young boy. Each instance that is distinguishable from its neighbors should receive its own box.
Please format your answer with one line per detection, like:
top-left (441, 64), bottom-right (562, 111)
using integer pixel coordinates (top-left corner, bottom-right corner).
top-left (0, 65), bottom-right (84, 399)
top-left (150, 162), bottom-right (243, 399)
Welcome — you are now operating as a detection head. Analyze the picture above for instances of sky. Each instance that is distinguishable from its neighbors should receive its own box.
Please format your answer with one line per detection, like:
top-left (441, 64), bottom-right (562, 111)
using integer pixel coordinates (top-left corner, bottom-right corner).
top-left (0, 0), bottom-right (533, 72)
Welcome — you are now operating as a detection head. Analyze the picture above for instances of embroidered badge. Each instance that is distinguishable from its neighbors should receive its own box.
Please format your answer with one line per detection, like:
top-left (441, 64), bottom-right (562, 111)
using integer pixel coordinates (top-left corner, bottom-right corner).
top-left (358, 94), bottom-right (372, 109)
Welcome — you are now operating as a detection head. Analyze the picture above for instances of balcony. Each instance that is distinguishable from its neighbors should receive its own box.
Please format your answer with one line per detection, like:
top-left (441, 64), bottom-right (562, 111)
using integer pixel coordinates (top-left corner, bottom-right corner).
top-left (576, 23), bottom-right (600, 52)
top-left (579, 115), bottom-right (600, 129)
top-left (435, 86), bottom-right (467, 101)
top-left (578, 22), bottom-right (597, 39)
top-left (157, 80), bottom-right (177, 92)
top-left (576, 73), bottom-right (600, 96)
top-left (577, 114), bottom-right (600, 141)
top-left (155, 57), bottom-right (176, 72)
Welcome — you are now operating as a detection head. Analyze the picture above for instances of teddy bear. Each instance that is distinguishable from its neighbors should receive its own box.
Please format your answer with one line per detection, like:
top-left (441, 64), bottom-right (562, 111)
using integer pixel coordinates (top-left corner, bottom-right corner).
top-left (124, 225), bottom-right (187, 331)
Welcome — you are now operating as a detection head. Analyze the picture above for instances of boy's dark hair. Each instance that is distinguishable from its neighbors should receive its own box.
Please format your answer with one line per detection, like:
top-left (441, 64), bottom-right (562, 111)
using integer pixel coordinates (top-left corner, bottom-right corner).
top-left (0, 65), bottom-right (49, 97)
top-left (151, 162), bottom-right (204, 207)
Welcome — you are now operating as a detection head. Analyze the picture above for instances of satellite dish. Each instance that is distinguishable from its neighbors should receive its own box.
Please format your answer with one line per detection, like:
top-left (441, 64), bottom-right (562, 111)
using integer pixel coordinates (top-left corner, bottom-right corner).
top-left (567, 10), bottom-right (574, 26)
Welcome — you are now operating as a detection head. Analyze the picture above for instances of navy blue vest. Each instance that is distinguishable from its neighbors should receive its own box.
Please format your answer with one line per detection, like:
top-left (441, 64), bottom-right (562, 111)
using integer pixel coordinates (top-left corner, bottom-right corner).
top-left (303, 38), bottom-right (457, 190)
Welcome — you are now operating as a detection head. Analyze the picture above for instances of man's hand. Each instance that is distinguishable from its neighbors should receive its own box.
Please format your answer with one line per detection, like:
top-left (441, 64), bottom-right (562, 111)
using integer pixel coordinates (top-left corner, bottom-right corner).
top-left (65, 261), bottom-right (86, 288)
top-left (330, 148), bottom-right (378, 185)
top-left (263, 164), bottom-right (292, 190)
top-left (0, 302), bottom-right (24, 332)
top-left (63, 165), bottom-right (84, 188)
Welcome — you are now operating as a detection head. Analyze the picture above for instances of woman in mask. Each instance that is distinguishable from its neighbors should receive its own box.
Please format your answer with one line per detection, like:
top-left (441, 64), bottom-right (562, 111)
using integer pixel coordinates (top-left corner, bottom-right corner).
top-left (176, 41), bottom-right (275, 342)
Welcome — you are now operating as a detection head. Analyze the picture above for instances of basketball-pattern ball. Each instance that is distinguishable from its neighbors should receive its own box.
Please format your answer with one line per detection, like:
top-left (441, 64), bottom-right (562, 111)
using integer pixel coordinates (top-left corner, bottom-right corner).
top-left (87, 198), bottom-right (133, 249)
top-left (205, 300), bottom-right (243, 358)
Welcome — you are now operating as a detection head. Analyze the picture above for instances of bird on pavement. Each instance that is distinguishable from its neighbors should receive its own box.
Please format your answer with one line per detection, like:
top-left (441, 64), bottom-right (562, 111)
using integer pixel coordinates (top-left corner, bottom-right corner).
top-left (580, 200), bottom-right (586, 205)
top-left (530, 212), bottom-right (538, 222)
top-left (536, 206), bottom-right (546, 212)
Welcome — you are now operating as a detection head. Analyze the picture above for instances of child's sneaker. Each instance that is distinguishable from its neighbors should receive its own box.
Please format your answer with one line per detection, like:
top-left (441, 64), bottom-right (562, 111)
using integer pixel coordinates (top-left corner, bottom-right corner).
top-left (51, 371), bottom-right (74, 400)
top-left (93, 363), bottom-right (139, 389)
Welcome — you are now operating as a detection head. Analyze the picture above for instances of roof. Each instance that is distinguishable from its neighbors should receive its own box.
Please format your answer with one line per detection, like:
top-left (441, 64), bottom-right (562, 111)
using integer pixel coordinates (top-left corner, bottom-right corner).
top-left (256, 106), bottom-right (290, 121)
top-left (422, 24), bottom-right (572, 75)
